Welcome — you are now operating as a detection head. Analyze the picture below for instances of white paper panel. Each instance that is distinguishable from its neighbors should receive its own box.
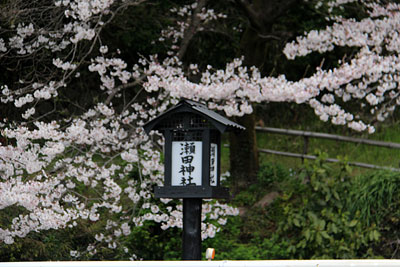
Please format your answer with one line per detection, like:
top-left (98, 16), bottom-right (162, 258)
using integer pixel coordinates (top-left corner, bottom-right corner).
top-left (171, 141), bottom-right (202, 186)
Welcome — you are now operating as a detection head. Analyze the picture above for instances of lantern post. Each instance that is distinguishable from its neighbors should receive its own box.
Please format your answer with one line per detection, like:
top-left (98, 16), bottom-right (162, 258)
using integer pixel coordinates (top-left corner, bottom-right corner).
top-left (143, 99), bottom-right (245, 260)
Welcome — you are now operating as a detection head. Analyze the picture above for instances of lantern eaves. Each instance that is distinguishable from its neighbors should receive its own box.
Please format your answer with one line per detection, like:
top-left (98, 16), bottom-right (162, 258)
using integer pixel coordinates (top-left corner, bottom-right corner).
top-left (143, 99), bottom-right (245, 134)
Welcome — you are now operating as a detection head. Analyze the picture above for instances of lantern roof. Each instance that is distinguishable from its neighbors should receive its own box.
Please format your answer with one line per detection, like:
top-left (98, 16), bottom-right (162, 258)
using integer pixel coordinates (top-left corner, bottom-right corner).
top-left (143, 99), bottom-right (245, 134)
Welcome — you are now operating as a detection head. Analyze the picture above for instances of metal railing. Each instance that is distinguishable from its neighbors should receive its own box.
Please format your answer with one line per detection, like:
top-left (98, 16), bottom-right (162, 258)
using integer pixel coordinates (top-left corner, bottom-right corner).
top-left (256, 126), bottom-right (400, 171)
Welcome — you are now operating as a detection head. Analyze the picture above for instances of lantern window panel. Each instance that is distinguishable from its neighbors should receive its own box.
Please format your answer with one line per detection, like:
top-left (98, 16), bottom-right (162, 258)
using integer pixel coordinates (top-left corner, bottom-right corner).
top-left (172, 131), bottom-right (203, 141)
top-left (189, 114), bottom-right (210, 128)
top-left (157, 113), bottom-right (212, 130)
top-left (158, 114), bottom-right (186, 130)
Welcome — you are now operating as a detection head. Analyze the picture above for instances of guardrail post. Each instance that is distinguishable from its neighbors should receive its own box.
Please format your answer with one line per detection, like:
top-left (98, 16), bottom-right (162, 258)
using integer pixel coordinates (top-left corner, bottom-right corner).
top-left (302, 136), bottom-right (309, 163)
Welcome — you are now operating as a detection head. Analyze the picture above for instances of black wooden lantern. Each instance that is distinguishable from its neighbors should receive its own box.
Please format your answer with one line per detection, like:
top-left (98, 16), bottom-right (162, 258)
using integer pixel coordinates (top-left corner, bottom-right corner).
top-left (144, 99), bottom-right (245, 260)
top-left (143, 99), bottom-right (245, 199)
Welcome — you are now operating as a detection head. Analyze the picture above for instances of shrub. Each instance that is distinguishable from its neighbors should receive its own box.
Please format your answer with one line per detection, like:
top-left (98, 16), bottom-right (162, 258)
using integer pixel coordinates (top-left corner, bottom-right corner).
top-left (266, 153), bottom-right (379, 259)
top-left (350, 170), bottom-right (400, 258)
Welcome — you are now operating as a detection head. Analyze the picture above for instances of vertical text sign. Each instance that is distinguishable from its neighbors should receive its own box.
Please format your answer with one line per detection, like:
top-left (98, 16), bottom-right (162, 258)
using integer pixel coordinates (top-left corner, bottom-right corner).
top-left (210, 143), bottom-right (218, 186)
top-left (171, 141), bottom-right (202, 186)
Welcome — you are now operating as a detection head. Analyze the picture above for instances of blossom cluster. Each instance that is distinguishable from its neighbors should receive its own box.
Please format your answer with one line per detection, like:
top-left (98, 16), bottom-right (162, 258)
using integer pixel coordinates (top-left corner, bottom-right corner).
top-left (282, 2), bottom-right (400, 132)
top-left (88, 53), bottom-right (132, 92)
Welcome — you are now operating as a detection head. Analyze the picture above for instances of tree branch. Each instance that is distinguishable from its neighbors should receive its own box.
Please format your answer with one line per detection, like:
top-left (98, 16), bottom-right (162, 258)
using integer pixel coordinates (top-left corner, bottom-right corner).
top-left (105, 75), bottom-right (146, 106)
top-left (236, 0), bottom-right (301, 33)
top-left (177, 0), bottom-right (208, 60)
top-left (234, 0), bottom-right (263, 30)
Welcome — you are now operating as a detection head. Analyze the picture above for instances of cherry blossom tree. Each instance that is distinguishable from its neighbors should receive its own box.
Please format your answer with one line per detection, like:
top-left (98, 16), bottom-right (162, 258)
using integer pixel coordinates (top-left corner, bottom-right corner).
top-left (0, 0), bottom-right (239, 259)
top-left (1, 0), bottom-right (400, 260)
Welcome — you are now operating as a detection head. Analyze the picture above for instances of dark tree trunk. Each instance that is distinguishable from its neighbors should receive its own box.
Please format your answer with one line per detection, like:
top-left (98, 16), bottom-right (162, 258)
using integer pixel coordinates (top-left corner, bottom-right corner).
top-left (229, 114), bottom-right (259, 189)
top-left (230, 0), bottom-right (300, 189)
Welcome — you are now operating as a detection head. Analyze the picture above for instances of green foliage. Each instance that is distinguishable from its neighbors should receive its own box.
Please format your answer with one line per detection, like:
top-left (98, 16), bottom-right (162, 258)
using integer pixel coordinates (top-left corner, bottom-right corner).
top-left (5, 156), bottom-right (400, 261)
top-left (232, 162), bottom-right (289, 207)
top-left (214, 154), bottom-right (384, 260)
top-left (268, 153), bottom-right (379, 259)
top-left (351, 170), bottom-right (400, 225)
top-left (0, 212), bottom-right (183, 261)
top-left (203, 216), bottom-right (289, 260)
top-left (125, 221), bottom-right (182, 260)
top-left (0, 222), bottom-right (90, 261)
top-left (349, 170), bottom-right (400, 258)
top-left (257, 162), bottom-right (290, 187)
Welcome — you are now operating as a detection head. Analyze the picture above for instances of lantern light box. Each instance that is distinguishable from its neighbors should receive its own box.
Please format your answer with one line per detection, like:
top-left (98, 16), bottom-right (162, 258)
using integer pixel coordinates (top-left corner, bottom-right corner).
top-left (143, 99), bottom-right (245, 199)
